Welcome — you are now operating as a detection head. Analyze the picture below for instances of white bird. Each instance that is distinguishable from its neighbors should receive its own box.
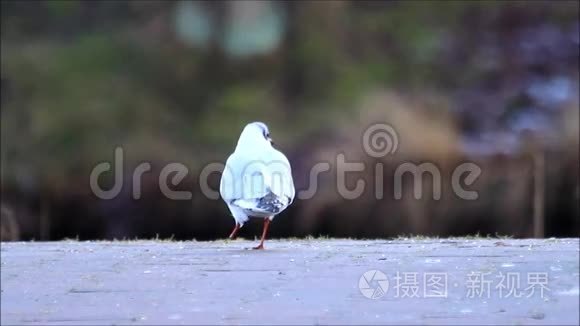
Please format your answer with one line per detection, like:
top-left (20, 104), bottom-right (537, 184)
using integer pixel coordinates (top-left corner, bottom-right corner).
top-left (220, 122), bottom-right (295, 249)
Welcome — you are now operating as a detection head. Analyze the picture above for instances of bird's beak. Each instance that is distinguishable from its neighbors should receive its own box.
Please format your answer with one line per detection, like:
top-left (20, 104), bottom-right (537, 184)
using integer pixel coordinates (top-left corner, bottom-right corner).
top-left (268, 137), bottom-right (275, 146)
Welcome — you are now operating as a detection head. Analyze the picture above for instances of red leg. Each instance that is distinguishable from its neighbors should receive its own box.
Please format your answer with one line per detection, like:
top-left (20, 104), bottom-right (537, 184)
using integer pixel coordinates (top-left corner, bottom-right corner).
top-left (228, 223), bottom-right (240, 240)
top-left (252, 218), bottom-right (271, 250)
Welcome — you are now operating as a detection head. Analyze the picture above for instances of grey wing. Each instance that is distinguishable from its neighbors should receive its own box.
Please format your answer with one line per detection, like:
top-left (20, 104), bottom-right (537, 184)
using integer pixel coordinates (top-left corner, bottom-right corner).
top-left (221, 149), bottom-right (295, 216)
top-left (266, 148), bottom-right (295, 206)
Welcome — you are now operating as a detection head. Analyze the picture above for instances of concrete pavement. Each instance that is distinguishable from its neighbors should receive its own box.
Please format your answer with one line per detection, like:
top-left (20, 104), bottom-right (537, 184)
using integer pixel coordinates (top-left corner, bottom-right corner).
top-left (1, 238), bottom-right (579, 325)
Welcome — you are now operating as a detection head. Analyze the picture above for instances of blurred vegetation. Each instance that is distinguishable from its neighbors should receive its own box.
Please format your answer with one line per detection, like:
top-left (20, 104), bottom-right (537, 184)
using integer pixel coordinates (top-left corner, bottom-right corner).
top-left (1, 0), bottom-right (578, 241)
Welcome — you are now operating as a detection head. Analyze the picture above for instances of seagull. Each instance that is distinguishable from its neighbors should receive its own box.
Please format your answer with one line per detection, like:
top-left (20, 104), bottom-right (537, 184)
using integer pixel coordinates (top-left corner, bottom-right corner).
top-left (220, 122), bottom-right (295, 249)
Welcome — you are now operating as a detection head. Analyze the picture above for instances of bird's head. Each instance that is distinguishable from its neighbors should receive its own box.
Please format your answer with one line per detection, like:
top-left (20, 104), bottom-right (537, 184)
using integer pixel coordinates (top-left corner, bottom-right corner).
top-left (237, 121), bottom-right (274, 149)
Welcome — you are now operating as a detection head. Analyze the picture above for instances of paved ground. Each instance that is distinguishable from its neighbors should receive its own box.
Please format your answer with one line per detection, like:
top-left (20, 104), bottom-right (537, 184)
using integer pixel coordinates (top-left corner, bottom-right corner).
top-left (1, 238), bottom-right (579, 325)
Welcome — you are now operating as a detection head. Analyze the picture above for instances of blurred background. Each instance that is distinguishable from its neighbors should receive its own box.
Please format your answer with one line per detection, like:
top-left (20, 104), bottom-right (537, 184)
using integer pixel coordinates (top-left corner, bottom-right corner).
top-left (1, 0), bottom-right (578, 241)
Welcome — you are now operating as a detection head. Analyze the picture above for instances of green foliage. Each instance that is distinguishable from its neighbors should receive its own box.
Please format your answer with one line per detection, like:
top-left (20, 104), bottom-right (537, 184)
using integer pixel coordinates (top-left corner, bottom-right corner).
top-left (46, 0), bottom-right (80, 17)
top-left (1, 0), bottom-right (578, 188)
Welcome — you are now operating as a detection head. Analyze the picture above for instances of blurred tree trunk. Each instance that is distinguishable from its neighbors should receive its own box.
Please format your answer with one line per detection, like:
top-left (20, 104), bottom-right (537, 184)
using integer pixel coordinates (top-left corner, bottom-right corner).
top-left (280, 0), bottom-right (303, 110)
top-left (205, 1), bottom-right (227, 83)
top-left (195, 1), bottom-right (227, 113)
